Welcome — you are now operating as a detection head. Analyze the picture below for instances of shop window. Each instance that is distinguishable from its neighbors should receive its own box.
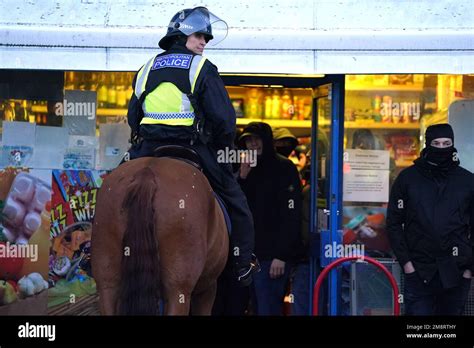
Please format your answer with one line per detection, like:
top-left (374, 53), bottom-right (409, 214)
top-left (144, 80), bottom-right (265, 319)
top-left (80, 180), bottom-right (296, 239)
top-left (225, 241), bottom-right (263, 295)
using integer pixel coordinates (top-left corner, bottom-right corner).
top-left (342, 74), bottom-right (474, 259)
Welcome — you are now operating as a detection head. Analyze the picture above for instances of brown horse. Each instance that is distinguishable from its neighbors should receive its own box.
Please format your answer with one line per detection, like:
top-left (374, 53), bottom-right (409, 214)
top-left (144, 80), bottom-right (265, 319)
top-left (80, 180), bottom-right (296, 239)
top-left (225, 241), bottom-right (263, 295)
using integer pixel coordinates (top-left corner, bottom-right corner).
top-left (91, 157), bottom-right (229, 315)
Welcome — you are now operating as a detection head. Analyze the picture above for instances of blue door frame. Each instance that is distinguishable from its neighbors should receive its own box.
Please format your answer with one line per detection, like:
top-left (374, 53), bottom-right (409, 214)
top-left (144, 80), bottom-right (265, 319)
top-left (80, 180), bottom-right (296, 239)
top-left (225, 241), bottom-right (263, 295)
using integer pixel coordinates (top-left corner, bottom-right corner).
top-left (308, 75), bottom-right (345, 315)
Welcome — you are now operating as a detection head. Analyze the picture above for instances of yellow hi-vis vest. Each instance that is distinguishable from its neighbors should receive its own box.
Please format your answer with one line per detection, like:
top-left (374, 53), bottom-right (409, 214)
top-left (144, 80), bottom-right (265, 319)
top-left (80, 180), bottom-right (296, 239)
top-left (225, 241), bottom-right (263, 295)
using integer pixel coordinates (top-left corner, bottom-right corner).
top-left (134, 54), bottom-right (207, 127)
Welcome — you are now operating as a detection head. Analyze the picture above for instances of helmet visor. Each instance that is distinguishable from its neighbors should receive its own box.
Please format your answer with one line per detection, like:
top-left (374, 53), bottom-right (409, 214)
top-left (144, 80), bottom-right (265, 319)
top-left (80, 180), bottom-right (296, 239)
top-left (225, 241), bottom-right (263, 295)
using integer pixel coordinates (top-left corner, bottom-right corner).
top-left (178, 7), bottom-right (228, 46)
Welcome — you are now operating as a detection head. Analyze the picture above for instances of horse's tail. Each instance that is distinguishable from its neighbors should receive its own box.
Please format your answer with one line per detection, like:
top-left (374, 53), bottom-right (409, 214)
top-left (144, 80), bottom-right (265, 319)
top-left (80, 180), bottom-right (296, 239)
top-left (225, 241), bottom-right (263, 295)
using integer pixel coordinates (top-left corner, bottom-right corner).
top-left (118, 166), bottom-right (161, 315)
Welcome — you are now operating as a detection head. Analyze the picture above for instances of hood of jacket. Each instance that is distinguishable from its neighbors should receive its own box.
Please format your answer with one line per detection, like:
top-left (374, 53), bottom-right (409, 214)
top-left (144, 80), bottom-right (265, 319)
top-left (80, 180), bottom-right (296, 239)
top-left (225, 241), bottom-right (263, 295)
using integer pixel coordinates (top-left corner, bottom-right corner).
top-left (238, 122), bottom-right (276, 163)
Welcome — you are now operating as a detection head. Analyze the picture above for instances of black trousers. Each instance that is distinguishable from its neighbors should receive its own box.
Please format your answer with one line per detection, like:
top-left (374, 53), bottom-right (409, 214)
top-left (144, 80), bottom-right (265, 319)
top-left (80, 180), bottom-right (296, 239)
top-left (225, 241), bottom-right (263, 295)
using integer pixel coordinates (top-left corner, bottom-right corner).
top-left (212, 257), bottom-right (250, 315)
top-left (404, 271), bottom-right (472, 315)
top-left (124, 139), bottom-right (255, 266)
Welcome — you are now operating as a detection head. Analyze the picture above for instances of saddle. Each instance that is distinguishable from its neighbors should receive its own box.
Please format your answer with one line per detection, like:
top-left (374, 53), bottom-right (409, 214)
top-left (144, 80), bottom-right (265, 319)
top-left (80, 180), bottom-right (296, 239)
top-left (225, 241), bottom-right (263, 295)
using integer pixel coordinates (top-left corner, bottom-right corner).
top-left (152, 144), bottom-right (231, 235)
top-left (153, 145), bottom-right (202, 171)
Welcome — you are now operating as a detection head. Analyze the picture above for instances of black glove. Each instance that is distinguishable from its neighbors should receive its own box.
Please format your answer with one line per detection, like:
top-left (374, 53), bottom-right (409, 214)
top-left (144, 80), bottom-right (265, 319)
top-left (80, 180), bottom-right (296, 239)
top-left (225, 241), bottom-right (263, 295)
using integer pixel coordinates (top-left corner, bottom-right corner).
top-left (131, 130), bottom-right (142, 145)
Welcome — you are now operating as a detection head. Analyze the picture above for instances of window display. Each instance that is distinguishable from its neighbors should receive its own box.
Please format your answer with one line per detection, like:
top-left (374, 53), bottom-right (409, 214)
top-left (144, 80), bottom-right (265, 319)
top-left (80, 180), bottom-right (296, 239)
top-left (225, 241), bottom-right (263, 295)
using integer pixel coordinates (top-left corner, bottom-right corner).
top-left (0, 72), bottom-right (472, 176)
top-left (342, 74), bottom-right (474, 260)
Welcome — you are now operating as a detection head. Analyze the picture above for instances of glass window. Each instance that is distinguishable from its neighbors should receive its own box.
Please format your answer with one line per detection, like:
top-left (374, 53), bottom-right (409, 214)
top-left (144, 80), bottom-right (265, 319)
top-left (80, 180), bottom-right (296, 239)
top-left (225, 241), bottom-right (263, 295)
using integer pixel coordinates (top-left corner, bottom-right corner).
top-left (342, 74), bottom-right (474, 258)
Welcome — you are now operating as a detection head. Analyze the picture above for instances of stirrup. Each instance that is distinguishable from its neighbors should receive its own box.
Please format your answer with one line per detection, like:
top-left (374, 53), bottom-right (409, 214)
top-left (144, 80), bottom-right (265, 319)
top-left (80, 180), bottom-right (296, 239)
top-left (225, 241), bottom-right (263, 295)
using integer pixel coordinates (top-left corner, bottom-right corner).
top-left (251, 253), bottom-right (261, 273)
top-left (235, 254), bottom-right (261, 286)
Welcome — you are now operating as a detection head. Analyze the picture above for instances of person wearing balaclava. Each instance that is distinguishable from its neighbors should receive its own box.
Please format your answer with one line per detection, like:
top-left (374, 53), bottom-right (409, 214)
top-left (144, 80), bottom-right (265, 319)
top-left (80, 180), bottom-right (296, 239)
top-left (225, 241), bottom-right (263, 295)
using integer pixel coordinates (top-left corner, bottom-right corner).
top-left (273, 128), bottom-right (298, 158)
top-left (273, 128), bottom-right (309, 173)
top-left (237, 122), bottom-right (304, 315)
top-left (387, 123), bottom-right (474, 315)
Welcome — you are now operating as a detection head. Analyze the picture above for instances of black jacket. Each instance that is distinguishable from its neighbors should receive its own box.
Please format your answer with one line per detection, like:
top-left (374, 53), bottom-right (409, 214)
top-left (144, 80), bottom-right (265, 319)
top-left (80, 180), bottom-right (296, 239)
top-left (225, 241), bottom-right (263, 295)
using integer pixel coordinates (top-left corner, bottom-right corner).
top-left (387, 156), bottom-right (474, 287)
top-left (127, 44), bottom-right (236, 149)
top-left (238, 122), bottom-right (303, 262)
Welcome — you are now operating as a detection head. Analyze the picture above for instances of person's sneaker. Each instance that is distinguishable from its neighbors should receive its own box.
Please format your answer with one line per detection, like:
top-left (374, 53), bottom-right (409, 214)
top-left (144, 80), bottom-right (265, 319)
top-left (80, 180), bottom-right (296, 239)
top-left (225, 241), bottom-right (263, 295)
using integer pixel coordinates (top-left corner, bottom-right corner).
top-left (235, 254), bottom-right (261, 287)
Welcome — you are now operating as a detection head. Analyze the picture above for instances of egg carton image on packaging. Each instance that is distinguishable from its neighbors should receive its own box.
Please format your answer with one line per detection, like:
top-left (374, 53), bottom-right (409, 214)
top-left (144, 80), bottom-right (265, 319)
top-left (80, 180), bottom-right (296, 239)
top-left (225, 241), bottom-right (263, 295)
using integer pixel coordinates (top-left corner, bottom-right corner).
top-left (2, 173), bottom-right (51, 244)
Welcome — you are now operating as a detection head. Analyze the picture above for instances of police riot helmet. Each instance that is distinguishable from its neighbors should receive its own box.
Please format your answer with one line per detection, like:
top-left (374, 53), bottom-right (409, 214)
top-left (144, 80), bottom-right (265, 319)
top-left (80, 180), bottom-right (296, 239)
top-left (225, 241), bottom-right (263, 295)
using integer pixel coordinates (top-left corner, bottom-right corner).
top-left (159, 7), bottom-right (228, 50)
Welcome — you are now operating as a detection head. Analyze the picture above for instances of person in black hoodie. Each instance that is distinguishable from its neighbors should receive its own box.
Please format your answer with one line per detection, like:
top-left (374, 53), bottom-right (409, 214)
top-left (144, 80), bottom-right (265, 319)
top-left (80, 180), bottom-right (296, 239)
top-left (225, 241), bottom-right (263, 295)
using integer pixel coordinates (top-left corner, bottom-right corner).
top-left (238, 122), bottom-right (303, 315)
top-left (387, 123), bottom-right (474, 315)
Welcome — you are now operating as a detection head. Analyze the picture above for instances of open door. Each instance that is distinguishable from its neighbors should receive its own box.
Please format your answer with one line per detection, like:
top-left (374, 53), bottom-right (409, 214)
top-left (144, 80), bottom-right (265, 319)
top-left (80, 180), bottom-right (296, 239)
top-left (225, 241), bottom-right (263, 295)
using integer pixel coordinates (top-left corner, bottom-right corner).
top-left (309, 76), bottom-right (345, 315)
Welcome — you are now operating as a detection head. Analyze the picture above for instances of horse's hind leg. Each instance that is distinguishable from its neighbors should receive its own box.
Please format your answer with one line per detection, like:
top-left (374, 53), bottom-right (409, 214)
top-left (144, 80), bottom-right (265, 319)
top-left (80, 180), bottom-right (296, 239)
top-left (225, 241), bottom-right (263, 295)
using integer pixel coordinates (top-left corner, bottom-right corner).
top-left (190, 281), bottom-right (217, 315)
top-left (162, 287), bottom-right (192, 315)
top-left (98, 286), bottom-right (119, 315)
top-left (92, 216), bottom-right (123, 315)
top-left (94, 259), bottom-right (121, 315)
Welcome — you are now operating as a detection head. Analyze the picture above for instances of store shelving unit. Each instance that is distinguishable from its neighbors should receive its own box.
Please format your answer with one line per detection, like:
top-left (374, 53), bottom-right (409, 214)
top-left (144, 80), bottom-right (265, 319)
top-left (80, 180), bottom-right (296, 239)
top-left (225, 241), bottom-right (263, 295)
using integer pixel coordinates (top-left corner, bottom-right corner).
top-left (345, 85), bottom-right (423, 92)
top-left (344, 121), bottom-right (420, 129)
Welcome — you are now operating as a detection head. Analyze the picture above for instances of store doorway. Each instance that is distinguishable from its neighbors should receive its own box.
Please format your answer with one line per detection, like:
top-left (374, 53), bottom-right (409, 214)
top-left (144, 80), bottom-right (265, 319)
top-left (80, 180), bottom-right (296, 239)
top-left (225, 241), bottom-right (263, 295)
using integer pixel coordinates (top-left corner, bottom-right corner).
top-left (221, 74), bottom-right (345, 316)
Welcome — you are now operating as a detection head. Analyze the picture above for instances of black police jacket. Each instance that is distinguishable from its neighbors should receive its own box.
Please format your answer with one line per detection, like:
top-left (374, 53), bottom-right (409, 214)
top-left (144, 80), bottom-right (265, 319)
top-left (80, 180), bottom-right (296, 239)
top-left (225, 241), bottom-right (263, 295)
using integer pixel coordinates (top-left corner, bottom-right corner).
top-left (127, 44), bottom-right (236, 149)
top-left (387, 157), bottom-right (474, 287)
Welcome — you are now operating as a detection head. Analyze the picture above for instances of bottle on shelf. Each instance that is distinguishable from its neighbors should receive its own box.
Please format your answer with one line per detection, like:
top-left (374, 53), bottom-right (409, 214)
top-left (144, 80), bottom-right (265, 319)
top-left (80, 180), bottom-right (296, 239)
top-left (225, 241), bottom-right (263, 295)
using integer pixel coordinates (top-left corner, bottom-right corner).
top-left (293, 95), bottom-right (300, 120)
top-left (392, 103), bottom-right (401, 124)
top-left (21, 100), bottom-right (30, 123)
top-left (116, 73), bottom-right (127, 109)
top-left (281, 89), bottom-right (293, 120)
top-left (13, 101), bottom-right (28, 122)
top-left (4, 101), bottom-right (15, 122)
top-left (271, 89), bottom-right (281, 119)
top-left (107, 74), bottom-right (117, 108)
top-left (23, 100), bottom-right (33, 122)
top-left (402, 103), bottom-right (410, 123)
top-left (246, 88), bottom-right (261, 118)
top-left (77, 72), bottom-right (87, 90)
top-left (125, 72), bottom-right (134, 107)
top-left (89, 72), bottom-right (98, 91)
top-left (97, 73), bottom-right (109, 109)
top-left (30, 101), bottom-right (38, 123)
top-left (381, 95), bottom-right (392, 123)
top-left (64, 72), bottom-right (75, 90)
top-left (302, 97), bottom-right (312, 120)
top-left (296, 97), bottom-right (309, 120)
top-left (264, 89), bottom-right (273, 119)
top-left (372, 95), bottom-right (382, 122)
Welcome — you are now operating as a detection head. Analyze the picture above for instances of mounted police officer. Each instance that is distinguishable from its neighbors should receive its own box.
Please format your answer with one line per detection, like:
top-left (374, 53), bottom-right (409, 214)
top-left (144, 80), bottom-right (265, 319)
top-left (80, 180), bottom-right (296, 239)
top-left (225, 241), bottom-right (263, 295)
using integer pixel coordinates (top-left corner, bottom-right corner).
top-left (124, 7), bottom-right (258, 286)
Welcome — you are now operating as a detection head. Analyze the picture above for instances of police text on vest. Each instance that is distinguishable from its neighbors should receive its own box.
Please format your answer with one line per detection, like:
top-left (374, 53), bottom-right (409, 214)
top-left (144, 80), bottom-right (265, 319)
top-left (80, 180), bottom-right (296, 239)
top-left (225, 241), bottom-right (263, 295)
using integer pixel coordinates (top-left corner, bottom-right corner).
top-left (152, 54), bottom-right (192, 70)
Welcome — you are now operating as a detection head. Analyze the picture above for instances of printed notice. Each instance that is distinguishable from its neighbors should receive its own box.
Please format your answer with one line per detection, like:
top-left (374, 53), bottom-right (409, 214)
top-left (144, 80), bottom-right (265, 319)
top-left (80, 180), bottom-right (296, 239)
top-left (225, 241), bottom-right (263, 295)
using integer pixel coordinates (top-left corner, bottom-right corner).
top-left (344, 149), bottom-right (389, 170)
top-left (343, 149), bottom-right (390, 202)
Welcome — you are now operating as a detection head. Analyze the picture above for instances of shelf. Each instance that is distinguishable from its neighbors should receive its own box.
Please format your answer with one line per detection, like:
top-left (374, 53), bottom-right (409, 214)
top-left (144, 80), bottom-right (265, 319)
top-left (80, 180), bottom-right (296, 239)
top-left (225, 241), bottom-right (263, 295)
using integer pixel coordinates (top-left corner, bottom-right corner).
top-left (395, 160), bottom-right (415, 167)
top-left (237, 119), bottom-right (420, 130)
top-left (31, 105), bottom-right (47, 113)
top-left (30, 104), bottom-right (420, 131)
top-left (344, 121), bottom-right (420, 130)
top-left (346, 85), bottom-right (424, 92)
top-left (97, 108), bottom-right (127, 116)
top-left (236, 118), bottom-right (312, 128)
top-left (32, 105), bottom-right (127, 117)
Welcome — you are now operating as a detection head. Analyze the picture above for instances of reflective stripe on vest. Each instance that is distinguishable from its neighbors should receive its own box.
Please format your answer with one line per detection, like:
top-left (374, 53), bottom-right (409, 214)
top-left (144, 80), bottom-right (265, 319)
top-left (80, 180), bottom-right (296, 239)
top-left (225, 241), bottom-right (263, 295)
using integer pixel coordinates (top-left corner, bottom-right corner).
top-left (140, 55), bottom-right (207, 126)
top-left (134, 56), bottom-right (156, 100)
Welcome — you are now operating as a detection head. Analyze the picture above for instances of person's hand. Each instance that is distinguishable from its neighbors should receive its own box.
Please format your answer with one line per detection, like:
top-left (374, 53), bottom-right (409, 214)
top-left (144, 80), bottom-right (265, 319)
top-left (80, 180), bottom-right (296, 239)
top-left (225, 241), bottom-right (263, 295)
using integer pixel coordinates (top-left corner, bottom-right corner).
top-left (269, 258), bottom-right (285, 279)
top-left (296, 153), bottom-right (307, 172)
top-left (403, 261), bottom-right (416, 274)
top-left (462, 269), bottom-right (472, 279)
top-left (239, 154), bottom-right (252, 179)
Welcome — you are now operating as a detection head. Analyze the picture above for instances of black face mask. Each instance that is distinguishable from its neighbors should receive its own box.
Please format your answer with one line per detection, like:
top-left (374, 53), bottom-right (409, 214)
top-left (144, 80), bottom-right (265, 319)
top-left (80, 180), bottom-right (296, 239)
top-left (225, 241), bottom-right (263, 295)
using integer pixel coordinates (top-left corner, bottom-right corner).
top-left (275, 146), bottom-right (294, 158)
top-left (424, 146), bottom-right (457, 169)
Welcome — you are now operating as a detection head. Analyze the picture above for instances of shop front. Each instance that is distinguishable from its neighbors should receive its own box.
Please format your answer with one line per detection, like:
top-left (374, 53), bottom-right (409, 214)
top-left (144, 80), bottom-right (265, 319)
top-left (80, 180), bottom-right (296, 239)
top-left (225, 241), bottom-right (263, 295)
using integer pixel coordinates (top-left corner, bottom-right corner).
top-left (1, 69), bottom-right (472, 315)
top-left (0, 1), bottom-right (473, 316)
